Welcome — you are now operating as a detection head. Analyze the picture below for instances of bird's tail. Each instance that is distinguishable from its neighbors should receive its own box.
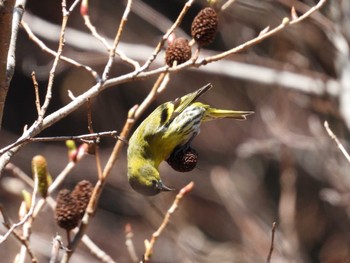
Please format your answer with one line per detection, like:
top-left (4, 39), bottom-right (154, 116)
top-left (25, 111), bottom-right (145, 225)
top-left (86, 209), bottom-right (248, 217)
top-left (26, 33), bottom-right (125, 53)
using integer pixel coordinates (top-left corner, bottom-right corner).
top-left (203, 108), bottom-right (254, 121)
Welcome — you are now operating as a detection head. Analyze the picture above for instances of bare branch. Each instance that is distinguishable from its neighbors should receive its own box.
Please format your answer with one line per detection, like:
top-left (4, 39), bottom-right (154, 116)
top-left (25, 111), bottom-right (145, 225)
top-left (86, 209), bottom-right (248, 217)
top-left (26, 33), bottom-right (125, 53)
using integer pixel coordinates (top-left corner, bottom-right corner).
top-left (143, 182), bottom-right (194, 262)
top-left (81, 0), bottom-right (139, 69)
top-left (0, 0), bottom-right (328, 178)
top-left (102, 0), bottom-right (133, 81)
top-left (0, 206), bottom-right (38, 262)
top-left (21, 20), bottom-right (100, 81)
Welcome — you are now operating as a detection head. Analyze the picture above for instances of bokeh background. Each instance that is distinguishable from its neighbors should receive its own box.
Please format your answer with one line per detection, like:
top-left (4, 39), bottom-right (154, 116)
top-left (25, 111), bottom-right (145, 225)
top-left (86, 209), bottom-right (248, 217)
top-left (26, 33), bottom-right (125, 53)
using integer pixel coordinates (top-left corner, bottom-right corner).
top-left (1, 0), bottom-right (350, 262)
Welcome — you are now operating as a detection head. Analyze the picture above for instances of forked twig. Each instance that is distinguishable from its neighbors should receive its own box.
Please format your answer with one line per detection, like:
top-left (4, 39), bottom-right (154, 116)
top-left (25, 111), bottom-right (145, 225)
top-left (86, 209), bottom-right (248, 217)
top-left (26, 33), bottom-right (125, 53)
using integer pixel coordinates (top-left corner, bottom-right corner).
top-left (200, 0), bottom-right (328, 65)
top-left (21, 20), bottom-right (100, 81)
top-left (81, 0), bottom-right (139, 69)
top-left (0, 206), bottom-right (38, 262)
top-left (0, 0), bottom-right (81, 171)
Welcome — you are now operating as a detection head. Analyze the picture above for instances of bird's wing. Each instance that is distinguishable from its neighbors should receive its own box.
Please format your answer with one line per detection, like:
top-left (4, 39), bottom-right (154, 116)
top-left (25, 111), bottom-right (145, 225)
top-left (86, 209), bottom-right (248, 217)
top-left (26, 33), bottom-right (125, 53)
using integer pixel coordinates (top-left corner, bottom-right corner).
top-left (140, 83), bottom-right (212, 138)
top-left (161, 83), bottom-right (212, 129)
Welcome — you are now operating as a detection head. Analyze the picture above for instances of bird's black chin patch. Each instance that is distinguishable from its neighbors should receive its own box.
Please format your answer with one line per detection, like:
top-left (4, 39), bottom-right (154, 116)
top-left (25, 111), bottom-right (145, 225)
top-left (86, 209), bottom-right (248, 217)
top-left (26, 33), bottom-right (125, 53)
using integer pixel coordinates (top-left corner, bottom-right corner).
top-left (129, 179), bottom-right (160, 196)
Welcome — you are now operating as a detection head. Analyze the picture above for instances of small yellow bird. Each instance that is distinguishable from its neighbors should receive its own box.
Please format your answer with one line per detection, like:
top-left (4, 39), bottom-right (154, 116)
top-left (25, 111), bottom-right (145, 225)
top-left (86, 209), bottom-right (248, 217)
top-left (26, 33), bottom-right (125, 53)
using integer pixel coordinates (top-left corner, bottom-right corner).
top-left (127, 83), bottom-right (253, 195)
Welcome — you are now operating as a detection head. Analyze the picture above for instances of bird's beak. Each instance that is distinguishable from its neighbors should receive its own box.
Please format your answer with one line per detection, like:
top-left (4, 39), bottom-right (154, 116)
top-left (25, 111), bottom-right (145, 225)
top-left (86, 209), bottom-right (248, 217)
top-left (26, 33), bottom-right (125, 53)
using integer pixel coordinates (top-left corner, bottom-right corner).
top-left (157, 181), bottom-right (175, 192)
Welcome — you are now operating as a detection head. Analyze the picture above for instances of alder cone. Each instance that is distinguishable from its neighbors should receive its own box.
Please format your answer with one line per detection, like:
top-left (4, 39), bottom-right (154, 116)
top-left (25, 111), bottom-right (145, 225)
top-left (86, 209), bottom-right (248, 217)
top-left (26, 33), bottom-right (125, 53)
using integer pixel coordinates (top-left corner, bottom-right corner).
top-left (71, 180), bottom-right (93, 219)
top-left (167, 147), bottom-right (198, 172)
top-left (165, 37), bottom-right (191, 66)
top-left (191, 7), bottom-right (218, 46)
top-left (55, 189), bottom-right (80, 230)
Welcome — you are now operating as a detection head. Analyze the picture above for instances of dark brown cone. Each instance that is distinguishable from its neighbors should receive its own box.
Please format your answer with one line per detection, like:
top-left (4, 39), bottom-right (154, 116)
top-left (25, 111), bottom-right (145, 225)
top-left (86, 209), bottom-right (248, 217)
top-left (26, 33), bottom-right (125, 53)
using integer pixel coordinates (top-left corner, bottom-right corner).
top-left (167, 147), bottom-right (198, 172)
top-left (71, 180), bottom-right (93, 219)
top-left (165, 37), bottom-right (192, 67)
top-left (55, 189), bottom-right (80, 230)
top-left (191, 7), bottom-right (218, 46)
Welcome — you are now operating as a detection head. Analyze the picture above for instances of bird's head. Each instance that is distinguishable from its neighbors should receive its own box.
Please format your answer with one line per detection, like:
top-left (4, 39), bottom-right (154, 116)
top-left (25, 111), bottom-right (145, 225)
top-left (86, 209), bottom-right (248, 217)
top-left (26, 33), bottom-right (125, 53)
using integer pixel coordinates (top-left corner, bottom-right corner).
top-left (128, 164), bottom-right (174, 196)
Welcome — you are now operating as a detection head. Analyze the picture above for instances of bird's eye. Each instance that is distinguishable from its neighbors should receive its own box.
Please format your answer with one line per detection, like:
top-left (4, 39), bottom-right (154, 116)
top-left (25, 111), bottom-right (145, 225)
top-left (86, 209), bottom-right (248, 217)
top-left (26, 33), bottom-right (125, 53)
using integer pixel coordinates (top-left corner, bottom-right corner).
top-left (151, 180), bottom-right (158, 187)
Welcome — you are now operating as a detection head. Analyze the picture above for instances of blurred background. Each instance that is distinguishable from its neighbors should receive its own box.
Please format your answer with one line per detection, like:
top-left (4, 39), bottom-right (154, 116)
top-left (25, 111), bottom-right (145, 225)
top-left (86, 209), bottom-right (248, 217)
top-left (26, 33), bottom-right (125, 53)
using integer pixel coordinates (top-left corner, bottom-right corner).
top-left (1, 0), bottom-right (350, 262)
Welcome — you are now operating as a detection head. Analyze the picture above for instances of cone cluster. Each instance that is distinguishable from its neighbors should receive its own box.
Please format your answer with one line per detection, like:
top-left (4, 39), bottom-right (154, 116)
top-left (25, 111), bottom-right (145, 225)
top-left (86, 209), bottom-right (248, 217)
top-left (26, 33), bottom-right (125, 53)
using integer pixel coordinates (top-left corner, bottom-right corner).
top-left (55, 180), bottom-right (93, 231)
top-left (165, 6), bottom-right (218, 65)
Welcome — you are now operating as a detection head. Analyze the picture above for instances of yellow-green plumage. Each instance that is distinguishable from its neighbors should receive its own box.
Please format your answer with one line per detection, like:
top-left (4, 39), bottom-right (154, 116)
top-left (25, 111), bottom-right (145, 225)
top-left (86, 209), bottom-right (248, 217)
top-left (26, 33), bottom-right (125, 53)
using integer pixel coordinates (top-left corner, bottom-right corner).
top-left (127, 83), bottom-right (253, 195)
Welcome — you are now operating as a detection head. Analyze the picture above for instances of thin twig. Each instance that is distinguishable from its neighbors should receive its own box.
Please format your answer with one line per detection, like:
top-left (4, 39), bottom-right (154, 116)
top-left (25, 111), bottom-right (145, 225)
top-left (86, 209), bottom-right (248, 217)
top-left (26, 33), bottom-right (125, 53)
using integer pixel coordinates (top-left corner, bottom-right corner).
top-left (81, 0), bottom-right (110, 49)
top-left (30, 131), bottom-right (119, 142)
top-left (67, 0), bottom-right (81, 13)
top-left (0, 206), bottom-right (38, 262)
top-left (101, 0), bottom-right (133, 81)
top-left (324, 121), bottom-right (350, 163)
top-left (46, 162), bottom-right (76, 197)
top-left (289, 0), bottom-right (327, 25)
top-left (133, 0), bottom-right (194, 77)
top-left (266, 222), bottom-right (277, 263)
top-left (135, 72), bottom-right (169, 117)
top-left (81, 234), bottom-right (116, 263)
top-left (94, 144), bottom-right (103, 181)
top-left (87, 98), bottom-right (94, 134)
top-left (38, 0), bottom-right (72, 122)
top-left (81, 0), bottom-right (139, 69)
top-left (0, 174), bottom-right (38, 243)
top-left (200, 0), bottom-right (328, 65)
top-left (132, 0), bottom-right (188, 39)
top-left (31, 71), bottom-right (41, 115)
top-left (18, 209), bottom-right (33, 263)
top-left (142, 182), bottom-right (194, 262)
top-left (21, 20), bottom-right (100, 81)
top-left (0, 131), bottom-right (118, 155)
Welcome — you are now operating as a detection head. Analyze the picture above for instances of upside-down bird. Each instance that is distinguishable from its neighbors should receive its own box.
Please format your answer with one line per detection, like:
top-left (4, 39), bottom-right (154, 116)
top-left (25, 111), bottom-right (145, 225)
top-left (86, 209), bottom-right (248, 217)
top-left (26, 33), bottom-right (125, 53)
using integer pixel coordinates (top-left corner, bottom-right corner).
top-left (127, 83), bottom-right (253, 195)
